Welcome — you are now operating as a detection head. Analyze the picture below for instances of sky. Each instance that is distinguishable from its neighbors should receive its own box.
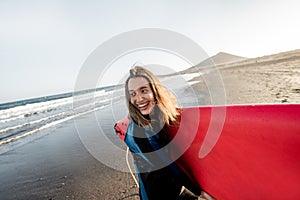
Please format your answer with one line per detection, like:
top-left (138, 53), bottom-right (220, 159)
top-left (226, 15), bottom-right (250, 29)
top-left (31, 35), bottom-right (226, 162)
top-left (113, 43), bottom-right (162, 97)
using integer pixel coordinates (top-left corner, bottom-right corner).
top-left (0, 0), bottom-right (299, 103)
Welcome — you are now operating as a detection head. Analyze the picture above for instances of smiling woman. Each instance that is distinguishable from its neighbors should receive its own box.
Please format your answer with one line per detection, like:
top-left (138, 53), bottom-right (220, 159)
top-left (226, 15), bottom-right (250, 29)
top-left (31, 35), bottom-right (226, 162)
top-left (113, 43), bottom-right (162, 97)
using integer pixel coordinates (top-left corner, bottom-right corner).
top-left (119, 66), bottom-right (204, 200)
top-left (125, 66), bottom-right (180, 128)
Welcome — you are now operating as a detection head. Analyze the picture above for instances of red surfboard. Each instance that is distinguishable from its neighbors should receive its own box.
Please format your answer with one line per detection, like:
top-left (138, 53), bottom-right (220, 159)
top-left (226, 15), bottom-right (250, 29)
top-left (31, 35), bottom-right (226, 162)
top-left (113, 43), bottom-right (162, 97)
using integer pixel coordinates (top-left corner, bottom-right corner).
top-left (115, 104), bottom-right (300, 200)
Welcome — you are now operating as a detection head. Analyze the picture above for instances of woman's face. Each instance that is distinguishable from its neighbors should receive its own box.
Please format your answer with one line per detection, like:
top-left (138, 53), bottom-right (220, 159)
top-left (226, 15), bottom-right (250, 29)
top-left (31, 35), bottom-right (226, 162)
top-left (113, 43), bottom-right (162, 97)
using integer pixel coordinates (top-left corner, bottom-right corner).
top-left (128, 77), bottom-right (156, 115)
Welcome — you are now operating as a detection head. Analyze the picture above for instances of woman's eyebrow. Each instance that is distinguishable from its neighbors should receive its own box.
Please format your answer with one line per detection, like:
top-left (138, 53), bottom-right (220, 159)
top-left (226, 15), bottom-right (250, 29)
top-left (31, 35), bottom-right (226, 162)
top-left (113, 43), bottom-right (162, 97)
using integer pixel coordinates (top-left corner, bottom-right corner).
top-left (129, 85), bottom-right (149, 92)
top-left (139, 86), bottom-right (148, 90)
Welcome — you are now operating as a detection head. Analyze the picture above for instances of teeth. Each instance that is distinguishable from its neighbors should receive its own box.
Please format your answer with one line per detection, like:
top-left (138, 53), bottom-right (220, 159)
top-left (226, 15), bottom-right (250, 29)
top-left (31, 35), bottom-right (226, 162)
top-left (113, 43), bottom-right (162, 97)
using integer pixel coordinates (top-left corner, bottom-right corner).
top-left (138, 103), bottom-right (148, 108)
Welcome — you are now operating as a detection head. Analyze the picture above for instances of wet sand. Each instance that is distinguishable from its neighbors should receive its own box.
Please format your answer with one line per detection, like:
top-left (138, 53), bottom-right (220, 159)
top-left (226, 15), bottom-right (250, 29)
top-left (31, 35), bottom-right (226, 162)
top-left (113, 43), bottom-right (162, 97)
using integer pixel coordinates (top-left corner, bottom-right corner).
top-left (0, 105), bottom-right (139, 200)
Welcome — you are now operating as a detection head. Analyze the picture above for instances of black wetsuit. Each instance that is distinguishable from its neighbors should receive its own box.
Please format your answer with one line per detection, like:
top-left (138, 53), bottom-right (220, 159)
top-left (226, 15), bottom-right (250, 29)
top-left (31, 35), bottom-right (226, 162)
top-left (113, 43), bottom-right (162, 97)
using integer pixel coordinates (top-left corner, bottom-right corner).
top-left (124, 119), bottom-right (201, 200)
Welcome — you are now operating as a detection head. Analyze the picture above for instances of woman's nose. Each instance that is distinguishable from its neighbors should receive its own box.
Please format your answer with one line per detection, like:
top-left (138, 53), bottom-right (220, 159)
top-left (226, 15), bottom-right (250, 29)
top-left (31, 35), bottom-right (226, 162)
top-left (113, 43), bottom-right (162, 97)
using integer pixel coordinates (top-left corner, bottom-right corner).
top-left (135, 93), bottom-right (144, 102)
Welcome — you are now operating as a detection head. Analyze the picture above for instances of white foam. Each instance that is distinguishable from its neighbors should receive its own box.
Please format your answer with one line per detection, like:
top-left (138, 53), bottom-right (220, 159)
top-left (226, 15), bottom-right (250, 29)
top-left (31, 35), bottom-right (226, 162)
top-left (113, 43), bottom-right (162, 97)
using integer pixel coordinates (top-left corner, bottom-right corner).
top-left (0, 88), bottom-right (122, 149)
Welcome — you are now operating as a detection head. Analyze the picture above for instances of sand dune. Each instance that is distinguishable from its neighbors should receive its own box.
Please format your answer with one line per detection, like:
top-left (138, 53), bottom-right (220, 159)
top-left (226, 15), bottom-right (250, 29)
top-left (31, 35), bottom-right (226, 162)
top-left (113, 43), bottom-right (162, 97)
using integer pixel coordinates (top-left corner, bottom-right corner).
top-left (188, 49), bottom-right (300, 104)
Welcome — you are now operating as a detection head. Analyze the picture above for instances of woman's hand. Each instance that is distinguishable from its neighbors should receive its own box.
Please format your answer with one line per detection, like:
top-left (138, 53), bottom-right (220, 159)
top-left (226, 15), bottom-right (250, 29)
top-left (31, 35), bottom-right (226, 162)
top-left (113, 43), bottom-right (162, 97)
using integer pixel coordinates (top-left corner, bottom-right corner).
top-left (199, 191), bottom-right (215, 200)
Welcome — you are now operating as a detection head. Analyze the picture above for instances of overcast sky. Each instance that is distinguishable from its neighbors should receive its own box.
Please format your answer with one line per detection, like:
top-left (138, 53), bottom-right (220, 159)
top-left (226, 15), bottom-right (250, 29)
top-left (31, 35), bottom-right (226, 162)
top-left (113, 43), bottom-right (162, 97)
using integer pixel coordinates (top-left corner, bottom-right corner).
top-left (0, 0), bottom-right (299, 103)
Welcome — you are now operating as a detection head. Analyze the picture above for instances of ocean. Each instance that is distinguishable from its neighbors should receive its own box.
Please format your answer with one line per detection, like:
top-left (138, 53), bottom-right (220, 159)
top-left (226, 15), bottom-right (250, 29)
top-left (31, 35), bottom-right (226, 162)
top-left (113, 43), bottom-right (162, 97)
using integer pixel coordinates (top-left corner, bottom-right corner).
top-left (0, 85), bottom-right (124, 153)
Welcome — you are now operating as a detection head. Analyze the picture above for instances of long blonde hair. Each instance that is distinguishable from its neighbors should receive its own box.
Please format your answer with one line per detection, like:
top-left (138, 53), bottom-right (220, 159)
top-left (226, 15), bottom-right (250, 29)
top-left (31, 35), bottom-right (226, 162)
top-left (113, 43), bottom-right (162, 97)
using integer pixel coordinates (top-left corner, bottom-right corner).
top-left (125, 66), bottom-right (179, 128)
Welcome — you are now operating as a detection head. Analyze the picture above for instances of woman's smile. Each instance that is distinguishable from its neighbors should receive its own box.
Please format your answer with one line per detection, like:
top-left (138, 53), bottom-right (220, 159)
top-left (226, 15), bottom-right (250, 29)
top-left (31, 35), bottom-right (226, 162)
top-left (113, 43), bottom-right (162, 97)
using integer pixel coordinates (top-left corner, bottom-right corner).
top-left (137, 102), bottom-right (149, 110)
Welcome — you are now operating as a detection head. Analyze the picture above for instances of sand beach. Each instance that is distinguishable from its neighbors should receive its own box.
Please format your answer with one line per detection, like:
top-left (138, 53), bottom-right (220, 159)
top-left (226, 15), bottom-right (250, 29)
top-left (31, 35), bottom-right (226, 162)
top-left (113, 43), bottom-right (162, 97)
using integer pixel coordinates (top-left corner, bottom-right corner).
top-left (0, 49), bottom-right (299, 200)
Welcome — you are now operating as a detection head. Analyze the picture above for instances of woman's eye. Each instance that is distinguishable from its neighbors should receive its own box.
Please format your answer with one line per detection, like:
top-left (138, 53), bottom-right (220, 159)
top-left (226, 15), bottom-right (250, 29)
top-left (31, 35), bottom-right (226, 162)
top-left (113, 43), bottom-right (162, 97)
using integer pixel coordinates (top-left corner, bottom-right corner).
top-left (141, 89), bottom-right (148, 93)
top-left (130, 92), bottom-right (135, 97)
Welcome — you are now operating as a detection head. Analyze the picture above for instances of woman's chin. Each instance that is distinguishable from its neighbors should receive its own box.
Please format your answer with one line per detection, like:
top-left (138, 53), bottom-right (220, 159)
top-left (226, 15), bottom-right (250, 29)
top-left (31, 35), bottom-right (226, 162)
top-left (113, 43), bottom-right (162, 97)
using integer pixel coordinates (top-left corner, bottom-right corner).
top-left (140, 110), bottom-right (151, 115)
top-left (140, 106), bottom-right (155, 116)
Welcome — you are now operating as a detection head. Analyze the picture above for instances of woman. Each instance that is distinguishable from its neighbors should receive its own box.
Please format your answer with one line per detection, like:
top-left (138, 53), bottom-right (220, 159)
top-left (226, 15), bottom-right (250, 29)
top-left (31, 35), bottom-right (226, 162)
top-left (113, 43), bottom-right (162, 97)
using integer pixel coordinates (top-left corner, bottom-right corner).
top-left (121, 66), bottom-right (202, 200)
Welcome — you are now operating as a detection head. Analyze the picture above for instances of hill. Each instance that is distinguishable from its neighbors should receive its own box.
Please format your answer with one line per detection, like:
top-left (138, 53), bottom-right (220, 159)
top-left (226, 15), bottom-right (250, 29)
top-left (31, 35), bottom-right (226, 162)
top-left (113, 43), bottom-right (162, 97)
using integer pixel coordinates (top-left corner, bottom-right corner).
top-left (181, 52), bottom-right (247, 74)
top-left (181, 49), bottom-right (300, 74)
top-left (198, 52), bottom-right (247, 67)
